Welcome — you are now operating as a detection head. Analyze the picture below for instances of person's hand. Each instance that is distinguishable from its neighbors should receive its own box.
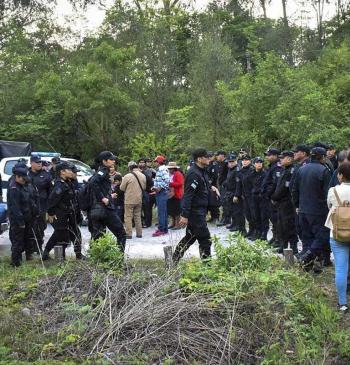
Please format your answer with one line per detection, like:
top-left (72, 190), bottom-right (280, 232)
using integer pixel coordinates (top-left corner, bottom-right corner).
top-left (154, 187), bottom-right (161, 193)
top-left (102, 198), bottom-right (109, 206)
top-left (179, 216), bottom-right (188, 228)
top-left (111, 193), bottom-right (117, 199)
top-left (211, 186), bottom-right (220, 197)
top-left (233, 196), bottom-right (238, 203)
top-left (271, 200), bottom-right (277, 206)
top-left (295, 208), bottom-right (299, 214)
top-left (48, 215), bottom-right (57, 223)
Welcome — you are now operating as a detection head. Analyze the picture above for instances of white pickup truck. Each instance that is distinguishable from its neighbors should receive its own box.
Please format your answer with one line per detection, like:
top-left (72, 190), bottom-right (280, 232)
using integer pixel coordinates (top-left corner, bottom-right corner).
top-left (0, 154), bottom-right (94, 203)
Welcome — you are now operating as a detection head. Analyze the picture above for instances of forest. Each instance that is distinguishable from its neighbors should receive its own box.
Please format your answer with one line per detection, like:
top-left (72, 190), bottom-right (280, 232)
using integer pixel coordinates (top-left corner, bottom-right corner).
top-left (1, 0), bottom-right (350, 165)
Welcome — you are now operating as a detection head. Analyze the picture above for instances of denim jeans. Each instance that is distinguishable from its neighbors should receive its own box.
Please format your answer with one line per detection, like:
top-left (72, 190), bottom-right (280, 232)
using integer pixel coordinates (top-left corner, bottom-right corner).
top-left (330, 237), bottom-right (350, 305)
top-left (156, 189), bottom-right (168, 233)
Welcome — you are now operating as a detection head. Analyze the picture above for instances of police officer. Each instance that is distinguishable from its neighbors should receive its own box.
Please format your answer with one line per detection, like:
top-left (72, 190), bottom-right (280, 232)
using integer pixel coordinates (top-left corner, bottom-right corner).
top-left (236, 155), bottom-right (255, 238)
top-left (28, 154), bottom-right (52, 253)
top-left (42, 162), bottom-right (76, 260)
top-left (251, 157), bottom-right (269, 240)
top-left (7, 164), bottom-right (39, 267)
top-left (207, 151), bottom-right (220, 223)
top-left (67, 164), bottom-right (85, 260)
top-left (173, 148), bottom-right (215, 264)
top-left (89, 151), bottom-right (126, 253)
top-left (292, 147), bottom-right (332, 270)
top-left (216, 150), bottom-right (229, 226)
top-left (271, 151), bottom-right (298, 254)
top-left (224, 154), bottom-right (246, 234)
top-left (261, 148), bottom-right (283, 246)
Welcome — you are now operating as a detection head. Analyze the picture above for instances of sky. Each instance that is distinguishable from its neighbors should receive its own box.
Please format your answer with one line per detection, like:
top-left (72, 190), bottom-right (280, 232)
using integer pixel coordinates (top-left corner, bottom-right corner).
top-left (54, 0), bottom-right (338, 37)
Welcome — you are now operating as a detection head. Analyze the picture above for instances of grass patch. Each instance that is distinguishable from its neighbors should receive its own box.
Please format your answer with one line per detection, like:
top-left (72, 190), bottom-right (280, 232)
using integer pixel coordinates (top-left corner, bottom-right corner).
top-left (0, 235), bottom-right (349, 364)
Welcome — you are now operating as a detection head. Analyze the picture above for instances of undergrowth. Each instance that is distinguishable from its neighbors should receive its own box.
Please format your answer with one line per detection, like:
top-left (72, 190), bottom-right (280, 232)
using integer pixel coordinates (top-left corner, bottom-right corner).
top-left (0, 235), bottom-right (349, 364)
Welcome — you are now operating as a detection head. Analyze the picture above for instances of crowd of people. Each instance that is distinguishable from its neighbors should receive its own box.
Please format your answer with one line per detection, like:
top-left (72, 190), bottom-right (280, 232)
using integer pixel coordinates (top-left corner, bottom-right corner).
top-left (2, 142), bottom-right (350, 312)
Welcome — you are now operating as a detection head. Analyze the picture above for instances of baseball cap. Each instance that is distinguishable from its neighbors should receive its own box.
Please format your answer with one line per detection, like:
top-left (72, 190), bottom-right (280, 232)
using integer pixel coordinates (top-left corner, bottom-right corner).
top-left (264, 148), bottom-right (280, 156)
top-left (30, 154), bottom-right (42, 163)
top-left (254, 157), bottom-right (264, 163)
top-left (311, 147), bottom-right (327, 156)
top-left (293, 144), bottom-right (310, 154)
top-left (279, 151), bottom-right (294, 158)
top-left (56, 161), bottom-right (73, 174)
top-left (98, 151), bottom-right (116, 162)
top-left (154, 155), bottom-right (166, 164)
top-left (226, 153), bottom-right (237, 161)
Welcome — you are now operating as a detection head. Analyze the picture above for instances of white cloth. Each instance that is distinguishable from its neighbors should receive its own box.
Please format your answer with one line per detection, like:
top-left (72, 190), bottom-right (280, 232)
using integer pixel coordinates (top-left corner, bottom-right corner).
top-left (326, 183), bottom-right (350, 237)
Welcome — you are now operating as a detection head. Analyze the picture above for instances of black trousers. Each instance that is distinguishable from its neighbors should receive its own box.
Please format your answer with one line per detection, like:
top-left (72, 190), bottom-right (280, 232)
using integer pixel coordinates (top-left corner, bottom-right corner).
top-left (45, 214), bottom-right (71, 253)
top-left (230, 200), bottom-right (246, 232)
top-left (298, 213), bottom-right (330, 256)
top-left (276, 200), bottom-right (298, 251)
top-left (143, 193), bottom-right (155, 227)
top-left (243, 196), bottom-right (255, 232)
top-left (90, 205), bottom-right (126, 252)
top-left (269, 200), bottom-right (279, 241)
top-left (9, 222), bottom-right (35, 265)
top-left (33, 213), bottom-right (47, 252)
top-left (173, 214), bottom-right (211, 263)
top-left (251, 195), bottom-right (269, 235)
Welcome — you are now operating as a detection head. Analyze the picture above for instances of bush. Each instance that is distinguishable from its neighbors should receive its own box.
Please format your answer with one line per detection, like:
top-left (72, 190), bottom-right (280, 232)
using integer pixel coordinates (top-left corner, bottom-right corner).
top-left (88, 233), bottom-right (124, 272)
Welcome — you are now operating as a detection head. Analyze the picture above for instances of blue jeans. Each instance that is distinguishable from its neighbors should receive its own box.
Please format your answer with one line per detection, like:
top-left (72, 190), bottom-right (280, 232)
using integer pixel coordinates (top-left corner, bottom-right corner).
top-left (156, 189), bottom-right (168, 233)
top-left (330, 237), bottom-right (349, 305)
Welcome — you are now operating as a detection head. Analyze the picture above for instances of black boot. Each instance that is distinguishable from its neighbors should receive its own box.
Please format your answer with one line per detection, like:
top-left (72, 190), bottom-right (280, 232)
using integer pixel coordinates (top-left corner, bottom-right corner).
top-left (260, 231), bottom-right (268, 241)
top-left (42, 249), bottom-right (51, 261)
top-left (76, 252), bottom-right (87, 260)
top-left (297, 249), bottom-right (315, 271)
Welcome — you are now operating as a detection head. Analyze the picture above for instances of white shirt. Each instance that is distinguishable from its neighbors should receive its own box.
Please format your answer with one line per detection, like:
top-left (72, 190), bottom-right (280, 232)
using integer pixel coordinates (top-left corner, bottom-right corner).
top-left (326, 182), bottom-right (350, 237)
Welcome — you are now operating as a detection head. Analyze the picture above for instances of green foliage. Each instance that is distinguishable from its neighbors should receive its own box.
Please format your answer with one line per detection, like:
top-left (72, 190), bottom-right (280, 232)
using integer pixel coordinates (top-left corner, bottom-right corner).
top-left (180, 236), bottom-right (350, 364)
top-left (89, 233), bottom-right (124, 272)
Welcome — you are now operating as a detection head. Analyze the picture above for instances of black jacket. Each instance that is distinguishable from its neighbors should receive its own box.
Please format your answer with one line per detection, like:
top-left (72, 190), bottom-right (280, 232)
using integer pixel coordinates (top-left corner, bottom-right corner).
top-left (261, 161), bottom-right (283, 199)
top-left (7, 179), bottom-right (39, 226)
top-left (28, 169), bottom-right (52, 213)
top-left (207, 161), bottom-right (219, 188)
top-left (251, 169), bottom-right (266, 196)
top-left (291, 160), bottom-right (332, 216)
top-left (271, 164), bottom-right (295, 203)
top-left (236, 166), bottom-right (254, 198)
top-left (217, 161), bottom-right (228, 188)
top-left (181, 163), bottom-right (209, 218)
top-left (47, 179), bottom-right (75, 217)
top-left (223, 166), bottom-right (240, 197)
top-left (90, 167), bottom-right (115, 210)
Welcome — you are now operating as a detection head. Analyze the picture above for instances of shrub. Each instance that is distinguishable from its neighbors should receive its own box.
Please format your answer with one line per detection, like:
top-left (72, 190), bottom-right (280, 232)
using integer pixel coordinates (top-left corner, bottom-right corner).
top-left (88, 233), bottom-right (124, 272)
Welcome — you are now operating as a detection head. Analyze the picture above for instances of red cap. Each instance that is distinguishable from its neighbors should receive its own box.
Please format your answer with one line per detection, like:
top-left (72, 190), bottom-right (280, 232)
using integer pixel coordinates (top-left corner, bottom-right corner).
top-left (154, 155), bottom-right (166, 163)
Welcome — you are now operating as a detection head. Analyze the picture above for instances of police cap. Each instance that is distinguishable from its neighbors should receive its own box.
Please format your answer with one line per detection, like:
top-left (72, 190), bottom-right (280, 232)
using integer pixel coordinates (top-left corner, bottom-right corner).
top-left (293, 144), bottom-right (310, 154)
top-left (279, 151), bottom-right (294, 159)
top-left (242, 155), bottom-right (251, 160)
top-left (70, 164), bottom-right (80, 173)
top-left (98, 151), bottom-right (117, 162)
top-left (311, 147), bottom-right (327, 157)
top-left (226, 153), bottom-right (237, 162)
top-left (264, 148), bottom-right (280, 156)
top-left (30, 154), bottom-right (42, 163)
top-left (13, 164), bottom-right (30, 180)
top-left (51, 157), bottom-right (61, 164)
top-left (56, 161), bottom-right (73, 175)
top-left (254, 157), bottom-right (264, 163)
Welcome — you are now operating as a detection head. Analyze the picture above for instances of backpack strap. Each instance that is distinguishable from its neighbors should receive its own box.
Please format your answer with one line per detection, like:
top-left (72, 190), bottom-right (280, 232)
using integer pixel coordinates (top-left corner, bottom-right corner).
top-left (334, 187), bottom-right (343, 206)
top-left (131, 172), bottom-right (144, 192)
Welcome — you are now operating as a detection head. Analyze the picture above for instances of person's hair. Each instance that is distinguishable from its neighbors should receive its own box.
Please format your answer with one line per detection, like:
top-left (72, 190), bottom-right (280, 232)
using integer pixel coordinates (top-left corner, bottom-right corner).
top-left (338, 150), bottom-right (349, 164)
top-left (192, 148), bottom-right (208, 162)
top-left (338, 161), bottom-right (350, 181)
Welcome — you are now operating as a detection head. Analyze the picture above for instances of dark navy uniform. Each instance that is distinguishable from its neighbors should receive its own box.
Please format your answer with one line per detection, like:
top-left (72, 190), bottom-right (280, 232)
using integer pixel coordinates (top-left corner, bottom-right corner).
top-left (173, 163), bottom-right (211, 263)
top-left (271, 164), bottom-right (298, 253)
top-left (251, 169), bottom-right (269, 240)
top-left (89, 166), bottom-right (126, 252)
top-left (207, 161), bottom-right (220, 221)
top-left (224, 166), bottom-right (245, 233)
top-left (217, 160), bottom-right (230, 225)
top-left (261, 161), bottom-right (283, 242)
top-left (292, 156), bottom-right (331, 257)
top-left (7, 170), bottom-right (39, 266)
top-left (43, 177), bottom-right (76, 258)
top-left (28, 168), bottom-right (52, 252)
top-left (236, 164), bottom-right (255, 237)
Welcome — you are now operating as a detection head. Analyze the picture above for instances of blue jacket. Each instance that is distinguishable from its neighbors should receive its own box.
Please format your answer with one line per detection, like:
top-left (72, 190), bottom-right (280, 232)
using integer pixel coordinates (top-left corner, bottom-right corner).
top-left (291, 160), bottom-right (331, 216)
top-left (329, 168), bottom-right (340, 188)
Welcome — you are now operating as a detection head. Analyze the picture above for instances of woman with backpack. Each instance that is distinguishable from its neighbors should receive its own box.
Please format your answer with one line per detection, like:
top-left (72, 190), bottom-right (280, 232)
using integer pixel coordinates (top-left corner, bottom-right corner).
top-left (326, 160), bottom-right (350, 313)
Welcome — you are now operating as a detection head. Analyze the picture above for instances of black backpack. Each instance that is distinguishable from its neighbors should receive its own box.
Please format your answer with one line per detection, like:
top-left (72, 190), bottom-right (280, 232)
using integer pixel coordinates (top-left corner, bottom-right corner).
top-left (77, 180), bottom-right (93, 211)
